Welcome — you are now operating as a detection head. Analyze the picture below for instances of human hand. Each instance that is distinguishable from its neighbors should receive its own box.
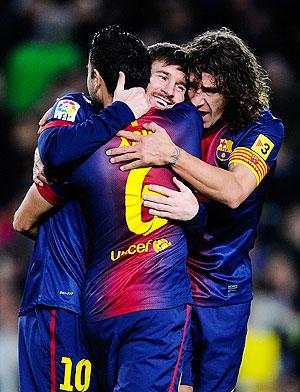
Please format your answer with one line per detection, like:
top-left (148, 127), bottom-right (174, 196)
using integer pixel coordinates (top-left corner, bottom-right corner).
top-left (33, 148), bottom-right (48, 187)
top-left (143, 177), bottom-right (199, 221)
top-left (113, 71), bottom-right (151, 119)
top-left (37, 100), bottom-right (58, 134)
top-left (106, 122), bottom-right (176, 170)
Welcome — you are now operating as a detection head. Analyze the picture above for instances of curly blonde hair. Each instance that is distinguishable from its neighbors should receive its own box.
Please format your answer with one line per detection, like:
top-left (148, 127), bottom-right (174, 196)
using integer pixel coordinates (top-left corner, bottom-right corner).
top-left (185, 27), bottom-right (270, 132)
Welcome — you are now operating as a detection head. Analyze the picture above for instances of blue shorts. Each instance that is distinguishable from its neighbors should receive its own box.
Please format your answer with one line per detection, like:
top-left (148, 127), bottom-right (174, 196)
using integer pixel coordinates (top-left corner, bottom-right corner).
top-left (181, 302), bottom-right (251, 392)
top-left (18, 306), bottom-right (99, 392)
top-left (86, 304), bottom-right (191, 392)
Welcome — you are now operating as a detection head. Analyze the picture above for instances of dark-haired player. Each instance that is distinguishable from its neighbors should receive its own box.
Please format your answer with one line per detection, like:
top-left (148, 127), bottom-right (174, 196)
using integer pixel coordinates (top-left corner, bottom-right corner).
top-left (14, 26), bottom-right (151, 392)
top-left (105, 28), bottom-right (284, 392)
top-left (16, 30), bottom-right (205, 391)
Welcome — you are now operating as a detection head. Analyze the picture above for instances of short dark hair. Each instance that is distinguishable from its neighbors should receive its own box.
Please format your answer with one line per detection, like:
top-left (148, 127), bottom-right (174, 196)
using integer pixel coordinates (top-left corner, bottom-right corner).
top-left (148, 42), bottom-right (188, 77)
top-left (186, 27), bottom-right (271, 132)
top-left (89, 25), bottom-right (151, 95)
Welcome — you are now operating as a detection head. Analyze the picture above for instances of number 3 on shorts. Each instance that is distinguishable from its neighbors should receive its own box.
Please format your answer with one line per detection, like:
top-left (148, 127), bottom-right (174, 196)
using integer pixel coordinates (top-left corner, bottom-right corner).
top-left (60, 356), bottom-right (92, 391)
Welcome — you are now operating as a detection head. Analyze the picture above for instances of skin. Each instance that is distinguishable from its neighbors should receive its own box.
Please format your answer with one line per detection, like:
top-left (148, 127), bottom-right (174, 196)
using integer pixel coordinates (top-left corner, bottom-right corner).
top-left (188, 72), bottom-right (226, 129)
top-left (18, 59), bottom-right (198, 236)
top-left (147, 60), bottom-right (186, 109)
top-left (107, 72), bottom-right (258, 209)
top-left (13, 184), bottom-right (53, 239)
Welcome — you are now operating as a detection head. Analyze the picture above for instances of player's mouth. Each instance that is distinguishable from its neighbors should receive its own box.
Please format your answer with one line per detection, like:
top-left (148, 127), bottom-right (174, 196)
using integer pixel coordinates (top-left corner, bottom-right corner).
top-left (200, 111), bottom-right (210, 121)
top-left (152, 96), bottom-right (174, 109)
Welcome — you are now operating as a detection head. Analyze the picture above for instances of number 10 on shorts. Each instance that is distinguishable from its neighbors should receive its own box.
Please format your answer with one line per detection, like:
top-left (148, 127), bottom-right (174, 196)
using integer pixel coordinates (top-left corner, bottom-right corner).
top-left (60, 357), bottom-right (92, 391)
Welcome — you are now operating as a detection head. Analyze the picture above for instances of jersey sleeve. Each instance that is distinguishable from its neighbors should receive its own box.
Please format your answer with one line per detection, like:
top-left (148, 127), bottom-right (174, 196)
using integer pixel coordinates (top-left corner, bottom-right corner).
top-left (229, 115), bottom-right (284, 185)
top-left (35, 183), bottom-right (68, 206)
top-left (38, 95), bottom-right (135, 167)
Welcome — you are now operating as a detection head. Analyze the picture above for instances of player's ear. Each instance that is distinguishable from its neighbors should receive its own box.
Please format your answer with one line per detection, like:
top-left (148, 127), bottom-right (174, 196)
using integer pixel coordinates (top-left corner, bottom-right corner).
top-left (93, 69), bottom-right (103, 88)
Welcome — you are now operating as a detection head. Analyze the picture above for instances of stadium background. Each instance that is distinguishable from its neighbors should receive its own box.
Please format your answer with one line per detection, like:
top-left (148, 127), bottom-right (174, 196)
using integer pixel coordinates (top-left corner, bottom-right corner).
top-left (0, 1), bottom-right (299, 391)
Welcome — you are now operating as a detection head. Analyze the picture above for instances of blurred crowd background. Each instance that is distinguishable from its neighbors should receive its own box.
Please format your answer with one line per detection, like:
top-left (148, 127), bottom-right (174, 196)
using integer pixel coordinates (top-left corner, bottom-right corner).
top-left (0, 0), bottom-right (299, 391)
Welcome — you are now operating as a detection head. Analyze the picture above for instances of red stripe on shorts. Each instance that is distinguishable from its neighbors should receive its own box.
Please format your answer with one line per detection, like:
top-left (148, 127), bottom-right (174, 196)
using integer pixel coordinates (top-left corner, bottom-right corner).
top-left (168, 304), bottom-right (191, 392)
top-left (50, 309), bottom-right (57, 392)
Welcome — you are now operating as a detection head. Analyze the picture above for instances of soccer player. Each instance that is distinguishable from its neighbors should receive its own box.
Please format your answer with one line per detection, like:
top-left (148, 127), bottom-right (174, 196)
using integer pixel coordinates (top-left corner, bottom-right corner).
top-left (105, 28), bottom-right (285, 392)
top-left (13, 26), bottom-right (152, 392)
top-left (17, 29), bottom-right (205, 391)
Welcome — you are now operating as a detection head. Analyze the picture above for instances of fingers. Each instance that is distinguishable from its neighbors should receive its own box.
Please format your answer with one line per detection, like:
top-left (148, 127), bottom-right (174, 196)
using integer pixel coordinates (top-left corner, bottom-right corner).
top-left (143, 122), bottom-right (165, 133)
top-left (143, 194), bottom-right (171, 206)
top-left (172, 177), bottom-right (188, 191)
top-left (146, 184), bottom-right (174, 197)
top-left (33, 169), bottom-right (48, 186)
top-left (149, 209), bottom-right (173, 218)
top-left (110, 152), bottom-right (139, 163)
top-left (115, 71), bottom-right (126, 92)
top-left (116, 130), bottom-right (142, 141)
top-left (39, 107), bottom-right (53, 126)
top-left (120, 160), bottom-right (143, 171)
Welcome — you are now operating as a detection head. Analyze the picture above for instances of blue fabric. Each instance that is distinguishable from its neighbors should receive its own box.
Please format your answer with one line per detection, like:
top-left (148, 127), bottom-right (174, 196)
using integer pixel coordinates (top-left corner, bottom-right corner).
top-left (182, 302), bottom-right (251, 392)
top-left (86, 305), bottom-right (191, 392)
top-left (38, 94), bottom-right (134, 167)
top-left (18, 307), bottom-right (99, 392)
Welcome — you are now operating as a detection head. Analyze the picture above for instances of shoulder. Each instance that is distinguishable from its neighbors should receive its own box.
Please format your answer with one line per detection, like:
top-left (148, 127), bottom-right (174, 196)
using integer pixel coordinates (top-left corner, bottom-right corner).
top-left (248, 110), bottom-right (284, 138)
top-left (51, 93), bottom-right (94, 122)
top-left (162, 101), bottom-right (203, 127)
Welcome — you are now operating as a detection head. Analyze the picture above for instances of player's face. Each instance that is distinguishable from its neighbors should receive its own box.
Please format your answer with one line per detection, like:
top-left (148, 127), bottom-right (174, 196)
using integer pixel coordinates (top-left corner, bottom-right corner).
top-left (146, 60), bottom-right (187, 110)
top-left (188, 72), bottom-right (226, 129)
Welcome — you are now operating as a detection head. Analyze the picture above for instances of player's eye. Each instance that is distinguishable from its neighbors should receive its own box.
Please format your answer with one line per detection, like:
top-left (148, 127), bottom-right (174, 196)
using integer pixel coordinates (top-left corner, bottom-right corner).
top-left (176, 84), bottom-right (186, 93)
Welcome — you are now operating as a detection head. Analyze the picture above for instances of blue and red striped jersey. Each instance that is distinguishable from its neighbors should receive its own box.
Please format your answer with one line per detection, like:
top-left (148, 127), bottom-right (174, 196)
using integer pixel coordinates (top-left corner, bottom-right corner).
top-left (38, 94), bottom-right (203, 321)
top-left (188, 110), bottom-right (284, 306)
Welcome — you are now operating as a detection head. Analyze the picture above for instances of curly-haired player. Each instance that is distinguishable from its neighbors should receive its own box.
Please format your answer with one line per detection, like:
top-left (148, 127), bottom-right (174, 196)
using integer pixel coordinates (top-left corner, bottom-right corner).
top-left (105, 27), bottom-right (284, 392)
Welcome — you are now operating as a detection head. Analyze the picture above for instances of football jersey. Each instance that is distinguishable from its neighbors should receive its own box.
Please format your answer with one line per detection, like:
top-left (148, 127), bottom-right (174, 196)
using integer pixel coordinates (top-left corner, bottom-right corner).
top-left (19, 198), bottom-right (88, 315)
top-left (188, 110), bottom-right (284, 306)
top-left (20, 94), bottom-right (134, 316)
top-left (39, 94), bottom-right (203, 321)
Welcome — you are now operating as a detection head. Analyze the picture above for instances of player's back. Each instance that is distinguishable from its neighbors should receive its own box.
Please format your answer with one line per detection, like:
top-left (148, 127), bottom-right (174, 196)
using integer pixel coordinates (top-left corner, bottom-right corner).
top-left (73, 102), bottom-right (202, 321)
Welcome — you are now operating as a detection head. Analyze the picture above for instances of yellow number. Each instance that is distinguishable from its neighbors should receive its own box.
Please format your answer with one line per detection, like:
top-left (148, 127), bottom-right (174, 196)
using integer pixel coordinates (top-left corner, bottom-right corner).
top-left (60, 357), bottom-right (92, 391)
top-left (125, 167), bottom-right (168, 236)
top-left (75, 359), bottom-right (91, 392)
top-left (60, 357), bottom-right (73, 391)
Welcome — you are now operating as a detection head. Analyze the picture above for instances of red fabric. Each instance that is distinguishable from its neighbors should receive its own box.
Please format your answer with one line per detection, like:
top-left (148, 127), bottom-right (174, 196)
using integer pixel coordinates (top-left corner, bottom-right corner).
top-left (36, 183), bottom-right (66, 206)
top-left (50, 309), bottom-right (57, 392)
top-left (168, 305), bottom-right (191, 392)
top-left (38, 120), bottom-right (72, 135)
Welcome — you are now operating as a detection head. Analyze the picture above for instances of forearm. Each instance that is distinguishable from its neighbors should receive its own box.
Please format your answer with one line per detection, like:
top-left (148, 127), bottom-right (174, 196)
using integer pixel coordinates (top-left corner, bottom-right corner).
top-left (172, 149), bottom-right (245, 208)
top-left (39, 101), bottom-right (134, 167)
top-left (13, 184), bottom-right (53, 239)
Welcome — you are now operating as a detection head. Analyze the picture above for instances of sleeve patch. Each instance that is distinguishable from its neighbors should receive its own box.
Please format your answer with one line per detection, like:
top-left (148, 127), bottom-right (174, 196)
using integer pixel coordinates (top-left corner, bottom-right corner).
top-left (251, 134), bottom-right (274, 160)
top-left (53, 100), bottom-right (80, 122)
top-left (229, 147), bottom-right (268, 185)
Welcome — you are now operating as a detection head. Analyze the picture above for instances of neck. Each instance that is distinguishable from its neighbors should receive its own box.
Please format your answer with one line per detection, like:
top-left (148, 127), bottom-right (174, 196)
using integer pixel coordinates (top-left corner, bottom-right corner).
top-left (103, 90), bottom-right (113, 108)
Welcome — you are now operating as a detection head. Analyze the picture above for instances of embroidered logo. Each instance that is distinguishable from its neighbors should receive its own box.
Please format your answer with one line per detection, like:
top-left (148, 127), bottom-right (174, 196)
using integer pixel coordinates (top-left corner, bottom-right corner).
top-left (216, 138), bottom-right (233, 161)
top-left (53, 99), bottom-right (80, 122)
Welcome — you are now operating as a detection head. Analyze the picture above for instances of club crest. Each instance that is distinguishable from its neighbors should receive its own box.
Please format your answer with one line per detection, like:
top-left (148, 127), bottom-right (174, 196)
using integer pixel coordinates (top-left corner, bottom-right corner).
top-left (216, 138), bottom-right (233, 161)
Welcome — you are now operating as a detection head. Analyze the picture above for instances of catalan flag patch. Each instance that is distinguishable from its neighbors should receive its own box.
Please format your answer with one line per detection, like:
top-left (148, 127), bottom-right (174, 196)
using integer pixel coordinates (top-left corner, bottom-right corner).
top-left (229, 147), bottom-right (268, 184)
top-left (251, 134), bottom-right (274, 160)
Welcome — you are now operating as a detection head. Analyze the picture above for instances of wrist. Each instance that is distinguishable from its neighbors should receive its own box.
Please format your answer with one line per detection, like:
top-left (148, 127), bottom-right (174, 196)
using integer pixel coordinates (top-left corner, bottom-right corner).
top-left (168, 145), bottom-right (181, 166)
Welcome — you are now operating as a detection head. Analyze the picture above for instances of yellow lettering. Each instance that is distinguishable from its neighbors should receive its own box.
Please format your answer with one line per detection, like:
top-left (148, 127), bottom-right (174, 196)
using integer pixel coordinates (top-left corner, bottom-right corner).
top-left (119, 137), bottom-right (131, 148)
top-left (127, 244), bottom-right (137, 255)
top-left (136, 243), bottom-right (146, 253)
top-left (125, 168), bottom-right (168, 236)
top-left (74, 359), bottom-right (91, 392)
top-left (111, 250), bottom-right (121, 261)
top-left (60, 357), bottom-right (74, 391)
